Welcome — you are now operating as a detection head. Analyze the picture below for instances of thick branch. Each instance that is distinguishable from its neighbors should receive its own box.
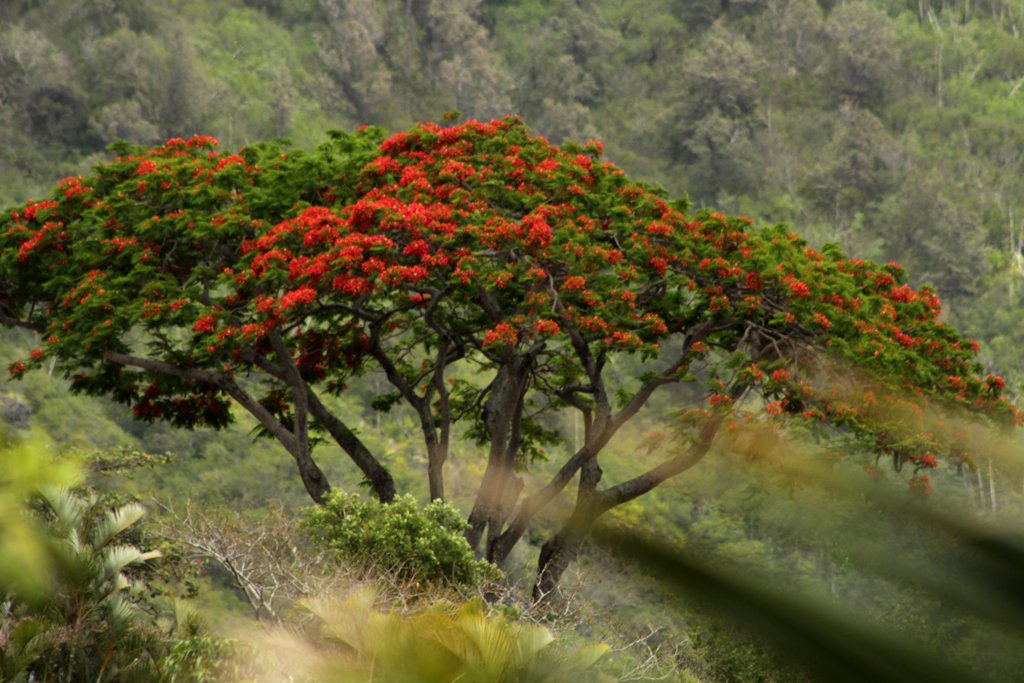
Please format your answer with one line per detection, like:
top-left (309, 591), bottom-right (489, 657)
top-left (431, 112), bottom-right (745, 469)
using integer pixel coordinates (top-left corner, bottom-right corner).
top-left (267, 329), bottom-right (310, 458)
top-left (304, 387), bottom-right (396, 503)
top-left (107, 349), bottom-right (333, 503)
top-left (238, 348), bottom-right (287, 381)
top-left (368, 331), bottom-right (423, 410)
top-left (103, 351), bottom-right (297, 451)
top-left (489, 424), bottom-right (615, 563)
top-left (466, 357), bottom-right (532, 550)
top-left (489, 345), bottom-right (698, 563)
top-left (531, 383), bottom-right (748, 599)
top-left (599, 412), bottom-right (727, 510)
top-left (367, 317), bottom-right (459, 500)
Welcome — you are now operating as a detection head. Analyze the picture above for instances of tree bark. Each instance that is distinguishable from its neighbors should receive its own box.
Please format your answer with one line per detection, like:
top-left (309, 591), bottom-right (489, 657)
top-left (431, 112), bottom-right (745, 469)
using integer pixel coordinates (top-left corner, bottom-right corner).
top-left (533, 458), bottom-right (606, 601)
top-left (427, 441), bottom-right (446, 502)
top-left (306, 388), bottom-right (396, 503)
top-left (290, 446), bottom-right (332, 504)
top-left (367, 316), bottom-right (457, 502)
top-left (488, 349), bottom-right (695, 565)
top-left (465, 357), bottom-right (532, 551)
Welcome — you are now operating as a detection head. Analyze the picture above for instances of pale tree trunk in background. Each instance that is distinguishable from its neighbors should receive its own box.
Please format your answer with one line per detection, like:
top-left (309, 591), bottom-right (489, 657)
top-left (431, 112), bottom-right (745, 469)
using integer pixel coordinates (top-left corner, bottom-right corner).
top-left (988, 458), bottom-right (998, 514)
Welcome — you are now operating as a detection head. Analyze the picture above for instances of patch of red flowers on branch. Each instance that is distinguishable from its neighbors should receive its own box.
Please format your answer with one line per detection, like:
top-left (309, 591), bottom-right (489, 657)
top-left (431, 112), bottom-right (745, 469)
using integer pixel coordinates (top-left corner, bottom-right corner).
top-left (483, 322), bottom-right (519, 348)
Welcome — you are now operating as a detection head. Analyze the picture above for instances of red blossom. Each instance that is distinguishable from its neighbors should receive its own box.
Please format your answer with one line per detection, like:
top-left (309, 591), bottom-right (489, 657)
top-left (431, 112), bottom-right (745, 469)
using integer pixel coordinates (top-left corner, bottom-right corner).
top-left (533, 319), bottom-right (560, 336)
top-left (186, 134), bottom-right (219, 148)
top-left (193, 316), bottom-right (216, 333)
top-left (214, 154), bottom-right (246, 172)
top-left (604, 330), bottom-right (643, 348)
top-left (280, 286), bottom-right (317, 309)
top-left (788, 279), bottom-right (810, 298)
top-left (986, 374), bottom-right (1006, 391)
top-left (909, 474), bottom-right (932, 497)
top-left (22, 200), bottom-right (58, 221)
top-left (523, 213), bottom-right (553, 247)
top-left (708, 392), bottom-right (732, 407)
top-left (562, 276), bottom-right (587, 290)
top-left (483, 322), bottom-right (519, 348)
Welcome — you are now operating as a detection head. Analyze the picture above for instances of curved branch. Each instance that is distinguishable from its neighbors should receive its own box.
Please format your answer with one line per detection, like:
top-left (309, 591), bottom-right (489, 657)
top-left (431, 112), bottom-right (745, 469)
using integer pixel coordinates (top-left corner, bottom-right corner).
top-left (266, 329), bottom-right (310, 459)
top-left (103, 351), bottom-right (297, 451)
top-left (304, 387), bottom-right (396, 503)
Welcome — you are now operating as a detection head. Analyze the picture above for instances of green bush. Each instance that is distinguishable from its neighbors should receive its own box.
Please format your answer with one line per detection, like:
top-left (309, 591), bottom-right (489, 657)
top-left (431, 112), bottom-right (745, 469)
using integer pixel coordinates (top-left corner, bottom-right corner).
top-left (303, 492), bottom-right (496, 590)
top-left (158, 619), bottom-right (255, 683)
top-left (0, 487), bottom-right (164, 682)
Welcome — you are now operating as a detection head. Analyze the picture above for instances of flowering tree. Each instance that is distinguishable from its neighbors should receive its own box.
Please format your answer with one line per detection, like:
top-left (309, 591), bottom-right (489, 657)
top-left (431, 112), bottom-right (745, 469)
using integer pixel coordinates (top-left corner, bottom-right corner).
top-left (2, 117), bottom-right (1017, 594)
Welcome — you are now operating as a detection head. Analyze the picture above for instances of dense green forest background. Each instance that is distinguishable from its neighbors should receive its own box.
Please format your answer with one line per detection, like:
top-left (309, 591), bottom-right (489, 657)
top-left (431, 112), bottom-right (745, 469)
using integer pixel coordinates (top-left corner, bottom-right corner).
top-left (4, 0), bottom-right (1024, 681)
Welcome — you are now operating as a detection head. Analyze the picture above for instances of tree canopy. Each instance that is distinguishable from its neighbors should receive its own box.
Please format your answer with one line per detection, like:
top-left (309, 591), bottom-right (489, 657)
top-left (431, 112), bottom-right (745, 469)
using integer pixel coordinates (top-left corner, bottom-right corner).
top-left (2, 116), bottom-right (1017, 592)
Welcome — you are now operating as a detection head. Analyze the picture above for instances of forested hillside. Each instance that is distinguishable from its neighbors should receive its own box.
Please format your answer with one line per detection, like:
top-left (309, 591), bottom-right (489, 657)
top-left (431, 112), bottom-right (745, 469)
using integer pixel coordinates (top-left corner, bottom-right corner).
top-left (3, 1), bottom-right (1024, 681)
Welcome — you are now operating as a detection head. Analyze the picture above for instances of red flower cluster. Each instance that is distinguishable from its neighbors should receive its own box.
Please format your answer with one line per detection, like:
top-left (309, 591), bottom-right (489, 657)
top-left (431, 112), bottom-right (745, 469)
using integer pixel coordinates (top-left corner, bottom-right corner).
top-left (483, 322), bottom-right (519, 348)
top-left (193, 316), bottom-right (216, 333)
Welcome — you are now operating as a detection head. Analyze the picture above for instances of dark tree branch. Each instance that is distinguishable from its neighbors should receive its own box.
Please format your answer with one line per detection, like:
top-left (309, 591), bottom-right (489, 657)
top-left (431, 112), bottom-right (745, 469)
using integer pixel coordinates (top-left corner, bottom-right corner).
top-left (103, 351), bottom-right (297, 452)
top-left (598, 407), bottom-right (731, 510)
top-left (304, 386), bottom-right (396, 503)
top-left (266, 329), bottom-right (310, 459)
top-left (0, 312), bottom-right (42, 332)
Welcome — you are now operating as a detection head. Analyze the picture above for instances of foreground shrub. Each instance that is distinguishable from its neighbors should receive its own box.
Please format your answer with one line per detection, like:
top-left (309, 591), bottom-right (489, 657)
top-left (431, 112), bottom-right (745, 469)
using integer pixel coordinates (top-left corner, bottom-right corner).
top-left (158, 613), bottom-right (255, 683)
top-left (293, 588), bottom-right (614, 683)
top-left (0, 487), bottom-right (163, 682)
top-left (303, 492), bottom-right (496, 590)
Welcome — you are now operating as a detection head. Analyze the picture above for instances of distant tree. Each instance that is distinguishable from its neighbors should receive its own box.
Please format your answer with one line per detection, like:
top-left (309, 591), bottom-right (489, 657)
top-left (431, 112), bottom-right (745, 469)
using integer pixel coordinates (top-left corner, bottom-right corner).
top-left (485, 0), bottom-right (614, 144)
top-left (669, 25), bottom-right (764, 203)
top-left (800, 102), bottom-right (895, 237)
top-left (314, 0), bottom-right (512, 125)
top-left (824, 1), bottom-right (898, 109)
top-left (1, 118), bottom-right (1016, 596)
top-left (315, 0), bottom-right (395, 123)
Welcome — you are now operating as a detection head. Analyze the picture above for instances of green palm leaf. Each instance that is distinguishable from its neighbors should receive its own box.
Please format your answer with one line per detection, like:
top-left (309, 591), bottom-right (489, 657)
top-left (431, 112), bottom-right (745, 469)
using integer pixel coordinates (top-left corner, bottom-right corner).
top-left (91, 502), bottom-right (147, 549)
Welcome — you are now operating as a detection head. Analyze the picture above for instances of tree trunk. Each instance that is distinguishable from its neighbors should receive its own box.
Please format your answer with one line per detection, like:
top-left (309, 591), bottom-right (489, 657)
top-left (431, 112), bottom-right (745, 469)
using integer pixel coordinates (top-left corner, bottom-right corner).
top-left (292, 447), bottom-right (332, 504)
top-left (988, 458), bottom-right (998, 514)
top-left (306, 389), bottom-right (396, 503)
top-left (420, 394), bottom-right (451, 501)
top-left (534, 528), bottom-right (583, 602)
top-left (466, 458), bottom-right (521, 551)
top-left (427, 444), bottom-right (446, 501)
top-left (533, 497), bottom-right (609, 601)
top-left (465, 357), bottom-right (531, 551)
top-left (533, 459), bottom-right (605, 601)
